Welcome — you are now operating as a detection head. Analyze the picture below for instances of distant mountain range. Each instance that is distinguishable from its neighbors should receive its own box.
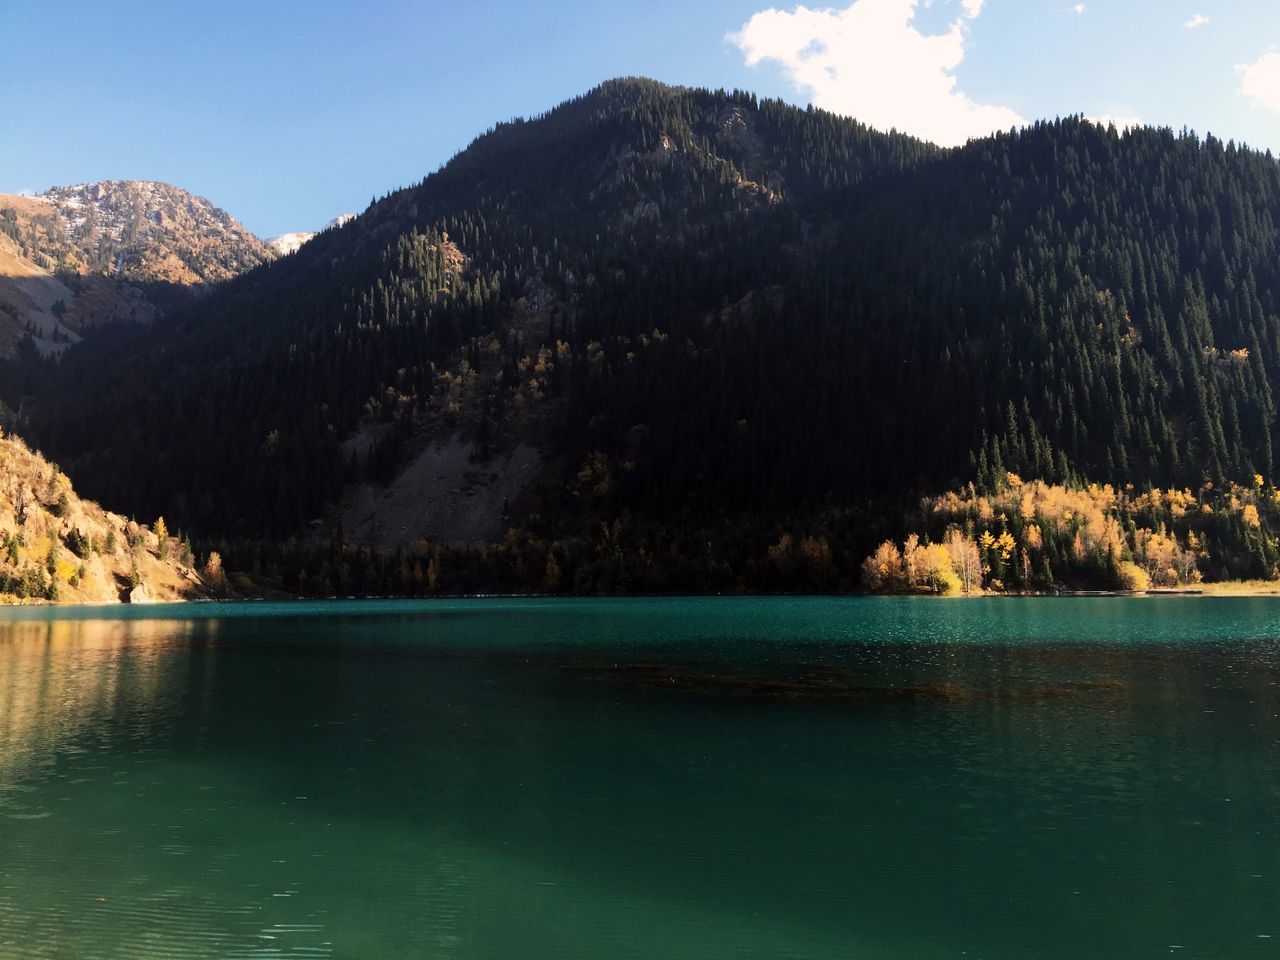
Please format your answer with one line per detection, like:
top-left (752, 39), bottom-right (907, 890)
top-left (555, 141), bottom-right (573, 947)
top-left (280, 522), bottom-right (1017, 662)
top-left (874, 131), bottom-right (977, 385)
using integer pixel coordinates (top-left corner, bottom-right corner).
top-left (38, 180), bottom-right (273, 283)
top-left (6, 78), bottom-right (1280, 595)
top-left (0, 181), bottom-right (349, 355)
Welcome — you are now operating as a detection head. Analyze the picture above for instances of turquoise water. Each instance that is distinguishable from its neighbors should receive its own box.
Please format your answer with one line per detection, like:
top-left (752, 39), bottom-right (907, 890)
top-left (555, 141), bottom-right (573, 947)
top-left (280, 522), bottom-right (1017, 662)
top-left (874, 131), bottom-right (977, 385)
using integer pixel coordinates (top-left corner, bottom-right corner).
top-left (1, 597), bottom-right (1279, 958)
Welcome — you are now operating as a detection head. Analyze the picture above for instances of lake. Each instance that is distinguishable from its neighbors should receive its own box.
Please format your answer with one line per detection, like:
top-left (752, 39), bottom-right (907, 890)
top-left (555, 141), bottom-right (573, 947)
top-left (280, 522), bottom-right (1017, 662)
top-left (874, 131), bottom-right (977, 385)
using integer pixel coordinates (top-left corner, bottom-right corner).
top-left (1, 597), bottom-right (1279, 958)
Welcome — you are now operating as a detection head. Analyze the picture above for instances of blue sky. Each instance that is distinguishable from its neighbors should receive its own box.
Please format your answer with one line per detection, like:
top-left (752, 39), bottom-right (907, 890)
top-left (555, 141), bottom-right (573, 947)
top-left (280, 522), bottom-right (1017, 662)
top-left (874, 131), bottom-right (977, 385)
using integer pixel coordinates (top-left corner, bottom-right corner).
top-left (2, 0), bottom-right (1278, 237)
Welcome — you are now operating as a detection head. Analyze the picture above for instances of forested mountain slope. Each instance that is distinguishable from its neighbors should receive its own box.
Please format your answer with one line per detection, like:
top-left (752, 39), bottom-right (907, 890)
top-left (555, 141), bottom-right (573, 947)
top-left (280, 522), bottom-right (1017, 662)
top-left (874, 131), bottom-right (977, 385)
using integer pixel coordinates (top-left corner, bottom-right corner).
top-left (5, 78), bottom-right (1280, 592)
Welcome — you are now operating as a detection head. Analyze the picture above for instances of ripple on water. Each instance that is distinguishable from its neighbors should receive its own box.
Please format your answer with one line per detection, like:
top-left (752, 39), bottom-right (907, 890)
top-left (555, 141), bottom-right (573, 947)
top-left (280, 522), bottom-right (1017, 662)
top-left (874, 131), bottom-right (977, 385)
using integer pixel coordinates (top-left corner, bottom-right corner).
top-left (3, 599), bottom-right (1280, 959)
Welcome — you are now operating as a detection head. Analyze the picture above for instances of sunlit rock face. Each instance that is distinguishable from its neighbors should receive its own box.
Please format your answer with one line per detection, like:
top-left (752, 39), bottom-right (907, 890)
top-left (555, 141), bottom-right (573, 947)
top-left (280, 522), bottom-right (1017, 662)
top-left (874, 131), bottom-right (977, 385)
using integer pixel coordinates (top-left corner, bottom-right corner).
top-left (0, 181), bottom-right (272, 355)
top-left (0, 431), bottom-right (205, 604)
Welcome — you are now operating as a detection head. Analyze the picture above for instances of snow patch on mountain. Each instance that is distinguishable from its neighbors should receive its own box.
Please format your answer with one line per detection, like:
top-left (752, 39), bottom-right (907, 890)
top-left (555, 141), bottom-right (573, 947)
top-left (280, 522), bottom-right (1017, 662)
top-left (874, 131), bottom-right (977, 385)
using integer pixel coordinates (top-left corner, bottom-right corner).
top-left (266, 232), bottom-right (313, 256)
top-left (35, 180), bottom-right (272, 284)
top-left (265, 214), bottom-right (356, 256)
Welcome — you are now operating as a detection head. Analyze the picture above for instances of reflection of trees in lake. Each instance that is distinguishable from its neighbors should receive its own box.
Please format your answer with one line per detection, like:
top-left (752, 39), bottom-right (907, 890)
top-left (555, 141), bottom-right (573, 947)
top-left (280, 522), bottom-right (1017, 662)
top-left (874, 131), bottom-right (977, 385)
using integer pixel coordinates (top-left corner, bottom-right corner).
top-left (0, 618), bottom-right (215, 790)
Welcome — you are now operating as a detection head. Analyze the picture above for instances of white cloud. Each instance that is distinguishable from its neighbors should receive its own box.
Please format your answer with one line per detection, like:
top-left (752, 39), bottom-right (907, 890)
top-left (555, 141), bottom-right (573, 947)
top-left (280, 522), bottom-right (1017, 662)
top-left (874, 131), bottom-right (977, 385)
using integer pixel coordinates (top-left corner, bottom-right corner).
top-left (730, 0), bottom-right (1025, 147)
top-left (1072, 4), bottom-right (1086, 14)
top-left (1238, 50), bottom-right (1280, 115)
top-left (1183, 13), bottom-right (1209, 29)
top-left (1087, 114), bottom-right (1143, 131)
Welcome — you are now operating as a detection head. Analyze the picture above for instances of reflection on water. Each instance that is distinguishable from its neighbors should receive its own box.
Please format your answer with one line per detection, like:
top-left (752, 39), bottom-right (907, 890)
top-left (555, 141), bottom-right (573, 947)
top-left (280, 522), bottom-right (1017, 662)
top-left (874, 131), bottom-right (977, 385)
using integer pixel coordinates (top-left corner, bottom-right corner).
top-left (0, 619), bottom-right (215, 803)
top-left (0, 599), bottom-right (1279, 959)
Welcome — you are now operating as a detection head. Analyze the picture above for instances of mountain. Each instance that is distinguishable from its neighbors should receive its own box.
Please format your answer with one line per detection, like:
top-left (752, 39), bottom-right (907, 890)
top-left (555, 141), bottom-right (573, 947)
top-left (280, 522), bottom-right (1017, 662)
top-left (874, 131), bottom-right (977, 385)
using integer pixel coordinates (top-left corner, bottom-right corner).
top-left (39, 181), bottom-right (273, 283)
top-left (7, 78), bottom-right (1280, 594)
top-left (264, 232), bottom-right (313, 257)
top-left (0, 181), bottom-right (274, 354)
top-left (266, 214), bottom-right (357, 256)
top-left (0, 427), bottom-right (205, 603)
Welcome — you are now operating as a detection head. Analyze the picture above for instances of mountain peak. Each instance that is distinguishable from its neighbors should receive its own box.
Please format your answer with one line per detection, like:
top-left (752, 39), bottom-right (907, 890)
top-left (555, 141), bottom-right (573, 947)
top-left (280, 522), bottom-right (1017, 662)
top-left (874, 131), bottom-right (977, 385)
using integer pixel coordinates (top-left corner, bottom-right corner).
top-left (265, 213), bottom-right (356, 256)
top-left (0, 179), bottom-right (273, 354)
top-left (37, 180), bottom-right (272, 284)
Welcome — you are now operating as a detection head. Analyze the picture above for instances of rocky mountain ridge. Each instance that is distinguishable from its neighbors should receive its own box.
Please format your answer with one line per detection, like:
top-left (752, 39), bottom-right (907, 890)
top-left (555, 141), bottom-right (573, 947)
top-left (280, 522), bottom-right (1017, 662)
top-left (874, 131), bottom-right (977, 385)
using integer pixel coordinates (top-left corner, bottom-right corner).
top-left (0, 180), bottom-right (274, 354)
top-left (34, 180), bottom-right (273, 283)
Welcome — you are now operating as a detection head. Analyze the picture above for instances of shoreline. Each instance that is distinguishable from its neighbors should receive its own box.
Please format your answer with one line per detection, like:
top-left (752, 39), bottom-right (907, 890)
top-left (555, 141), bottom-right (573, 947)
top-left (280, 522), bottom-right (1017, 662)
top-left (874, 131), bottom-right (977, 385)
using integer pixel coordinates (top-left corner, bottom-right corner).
top-left (10, 581), bottom-right (1280, 607)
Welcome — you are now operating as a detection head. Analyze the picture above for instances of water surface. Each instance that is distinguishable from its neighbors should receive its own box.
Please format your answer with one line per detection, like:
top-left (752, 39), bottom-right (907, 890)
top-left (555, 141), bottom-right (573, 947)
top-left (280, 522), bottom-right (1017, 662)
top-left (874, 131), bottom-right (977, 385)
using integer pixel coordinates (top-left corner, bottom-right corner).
top-left (1, 597), bottom-right (1279, 958)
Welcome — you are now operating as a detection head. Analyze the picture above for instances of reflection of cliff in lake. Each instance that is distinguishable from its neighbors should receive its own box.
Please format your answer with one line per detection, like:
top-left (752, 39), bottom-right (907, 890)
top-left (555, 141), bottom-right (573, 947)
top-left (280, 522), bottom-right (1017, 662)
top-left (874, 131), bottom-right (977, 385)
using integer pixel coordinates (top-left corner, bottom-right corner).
top-left (0, 618), bottom-right (216, 801)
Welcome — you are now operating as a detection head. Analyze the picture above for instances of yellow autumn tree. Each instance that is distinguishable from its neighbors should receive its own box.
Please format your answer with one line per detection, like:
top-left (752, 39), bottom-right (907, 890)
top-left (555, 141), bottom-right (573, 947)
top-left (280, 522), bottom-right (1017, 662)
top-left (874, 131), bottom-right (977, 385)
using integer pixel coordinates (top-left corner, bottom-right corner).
top-left (203, 551), bottom-right (225, 592)
top-left (154, 516), bottom-right (169, 559)
top-left (1116, 561), bottom-right (1150, 591)
top-left (861, 541), bottom-right (904, 592)
top-left (944, 529), bottom-right (981, 594)
top-left (918, 542), bottom-right (962, 596)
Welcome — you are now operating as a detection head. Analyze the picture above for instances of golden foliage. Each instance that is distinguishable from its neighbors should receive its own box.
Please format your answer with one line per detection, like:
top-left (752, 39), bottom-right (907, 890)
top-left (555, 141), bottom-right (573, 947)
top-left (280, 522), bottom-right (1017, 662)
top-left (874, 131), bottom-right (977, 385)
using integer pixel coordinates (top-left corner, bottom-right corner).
top-left (932, 479), bottom-right (1124, 561)
top-left (1116, 561), bottom-right (1150, 591)
top-left (204, 551), bottom-right (224, 585)
top-left (916, 542), bottom-right (962, 596)
top-left (1024, 523), bottom-right (1043, 550)
top-left (1133, 527), bottom-right (1201, 587)
top-left (943, 529), bottom-right (980, 594)
top-left (861, 540), bottom-right (904, 591)
top-left (893, 470), bottom-right (1280, 593)
top-left (863, 532), bottom-right (971, 595)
